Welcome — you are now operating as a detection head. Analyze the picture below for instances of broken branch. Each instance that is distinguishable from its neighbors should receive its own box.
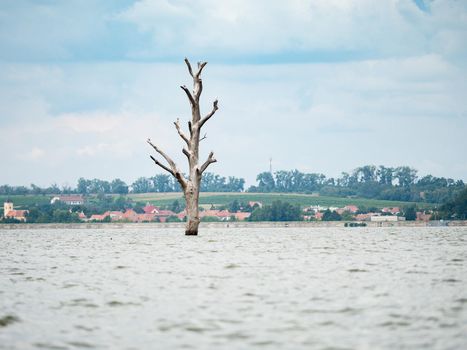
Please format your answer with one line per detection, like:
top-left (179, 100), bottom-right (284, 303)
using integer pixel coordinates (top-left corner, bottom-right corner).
top-left (150, 155), bottom-right (174, 176)
top-left (180, 85), bottom-right (195, 106)
top-left (147, 138), bottom-right (182, 179)
top-left (174, 118), bottom-right (190, 146)
top-left (184, 58), bottom-right (194, 77)
top-left (182, 147), bottom-right (191, 159)
top-left (199, 99), bottom-right (219, 128)
top-left (200, 151), bottom-right (217, 173)
top-left (196, 62), bottom-right (207, 78)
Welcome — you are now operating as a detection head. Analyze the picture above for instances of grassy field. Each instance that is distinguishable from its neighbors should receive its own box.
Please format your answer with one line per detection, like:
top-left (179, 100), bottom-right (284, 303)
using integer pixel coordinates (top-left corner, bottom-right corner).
top-left (1, 192), bottom-right (432, 210)
top-left (0, 195), bottom-right (50, 208)
top-left (129, 192), bottom-right (431, 209)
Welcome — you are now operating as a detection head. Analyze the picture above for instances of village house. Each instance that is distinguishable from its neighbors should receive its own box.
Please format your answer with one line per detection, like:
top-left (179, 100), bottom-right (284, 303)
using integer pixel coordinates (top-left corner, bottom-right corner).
top-left (355, 213), bottom-right (380, 221)
top-left (303, 205), bottom-right (325, 214)
top-left (248, 201), bottom-right (263, 208)
top-left (81, 204), bottom-right (253, 224)
top-left (335, 206), bottom-right (357, 215)
top-left (142, 204), bottom-right (158, 214)
top-left (3, 201), bottom-right (28, 222)
top-left (201, 209), bottom-right (252, 221)
top-left (233, 212), bottom-right (251, 221)
top-left (85, 207), bottom-right (178, 223)
top-left (307, 204), bottom-right (359, 220)
top-left (154, 209), bottom-right (177, 219)
top-left (122, 209), bottom-right (139, 222)
top-left (382, 207), bottom-right (401, 215)
top-left (370, 215), bottom-right (406, 222)
top-left (138, 213), bottom-right (158, 222)
top-left (142, 204), bottom-right (177, 220)
top-left (89, 213), bottom-right (108, 221)
top-left (314, 212), bottom-right (325, 220)
top-left (50, 195), bottom-right (84, 206)
top-left (343, 205), bottom-right (359, 213)
top-left (107, 211), bottom-right (124, 221)
top-left (200, 209), bottom-right (231, 220)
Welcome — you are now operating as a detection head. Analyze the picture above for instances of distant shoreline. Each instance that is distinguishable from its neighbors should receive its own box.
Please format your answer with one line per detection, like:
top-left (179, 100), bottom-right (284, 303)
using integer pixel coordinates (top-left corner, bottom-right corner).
top-left (1, 220), bottom-right (466, 230)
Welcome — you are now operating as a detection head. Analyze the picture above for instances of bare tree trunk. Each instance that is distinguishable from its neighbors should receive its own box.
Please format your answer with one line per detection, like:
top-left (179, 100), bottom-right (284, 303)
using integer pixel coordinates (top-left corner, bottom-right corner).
top-left (147, 58), bottom-right (219, 235)
top-left (184, 183), bottom-right (200, 235)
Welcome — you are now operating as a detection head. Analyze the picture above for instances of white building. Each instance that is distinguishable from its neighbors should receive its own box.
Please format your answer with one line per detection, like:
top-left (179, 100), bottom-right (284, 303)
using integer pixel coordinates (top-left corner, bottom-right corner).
top-left (370, 216), bottom-right (405, 222)
top-left (50, 195), bottom-right (84, 205)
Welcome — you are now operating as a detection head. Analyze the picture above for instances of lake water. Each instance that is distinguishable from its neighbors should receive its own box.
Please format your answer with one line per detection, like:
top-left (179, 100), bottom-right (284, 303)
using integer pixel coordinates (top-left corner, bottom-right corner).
top-left (1, 227), bottom-right (466, 350)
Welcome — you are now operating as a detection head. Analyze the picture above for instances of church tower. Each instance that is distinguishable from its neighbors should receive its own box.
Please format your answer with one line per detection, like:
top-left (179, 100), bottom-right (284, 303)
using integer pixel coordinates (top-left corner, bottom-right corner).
top-left (3, 201), bottom-right (13, 218)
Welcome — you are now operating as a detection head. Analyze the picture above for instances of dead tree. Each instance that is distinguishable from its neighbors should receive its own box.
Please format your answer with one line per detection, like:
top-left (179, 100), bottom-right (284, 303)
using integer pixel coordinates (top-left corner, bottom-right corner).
top-left (147, 58), bottom-right (219, 235)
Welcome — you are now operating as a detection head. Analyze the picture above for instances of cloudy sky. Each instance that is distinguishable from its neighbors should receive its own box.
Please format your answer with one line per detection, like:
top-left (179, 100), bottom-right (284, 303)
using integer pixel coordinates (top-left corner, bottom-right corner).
top-left (1, 0), bottom-right (466, 187)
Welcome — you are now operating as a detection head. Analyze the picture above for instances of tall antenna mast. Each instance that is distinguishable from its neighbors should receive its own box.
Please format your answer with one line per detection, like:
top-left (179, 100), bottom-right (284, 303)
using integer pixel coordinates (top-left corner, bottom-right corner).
top-left (269, 157), bottom-right (273, 174)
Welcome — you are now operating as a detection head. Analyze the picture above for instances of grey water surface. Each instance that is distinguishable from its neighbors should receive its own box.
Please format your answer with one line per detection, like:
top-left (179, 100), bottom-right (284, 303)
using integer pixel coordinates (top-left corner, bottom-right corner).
top-left (1, 227), bottom-right (466, 350)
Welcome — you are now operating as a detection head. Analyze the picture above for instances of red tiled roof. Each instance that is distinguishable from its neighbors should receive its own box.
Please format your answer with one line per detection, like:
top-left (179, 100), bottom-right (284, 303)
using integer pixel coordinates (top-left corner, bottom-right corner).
top-left (143, 205), bottom-right (159, 214)
top-left (217, 210), bottom-right (232, 218)
top-left (123, 209), bottom-right (137, 218)
top-left (90, 214), bottom-right (107, 221)
top-left (199, 210), bottom-right (240, 219)
top-left (355, 213), bottom-right (379, 221)
top-left (382, 207), bottom-right (401, 214)
top-left (233, 212), bottom-right (251, 221)
top-left (200, 210), bottom-right (223, 218)
top-left (138, 213), bottom-right (156, 222)
top-left (5, 210), bottom-right (28, 218)
top-left (344, 205), bottom-right (359, 213)
top-left (106, 211), bottom-right (124, 219)
top-left (390, 207), bottom-right (400, 214)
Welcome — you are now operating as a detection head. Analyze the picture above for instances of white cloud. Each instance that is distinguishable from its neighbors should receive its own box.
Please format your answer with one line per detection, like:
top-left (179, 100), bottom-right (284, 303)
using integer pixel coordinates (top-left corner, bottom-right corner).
top-left (1, 54), bottom-right (466, 186)
top-left (117, 0), bottom-right (467, 61)
top-left (76, 142), bottom-right (132, 158)
top-left (57, 112), bottom-right (124, 134)
top-left (1, 0), bottom-right (466, 65)
top-left (0, 1), bottom-right (466, 186)
top-left (20, 147), bottom-right (46, 161)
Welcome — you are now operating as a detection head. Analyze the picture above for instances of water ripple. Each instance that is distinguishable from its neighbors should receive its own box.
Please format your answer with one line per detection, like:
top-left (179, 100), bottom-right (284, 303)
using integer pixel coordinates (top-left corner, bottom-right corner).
top-left (0, 226), bottom-right (466, 350)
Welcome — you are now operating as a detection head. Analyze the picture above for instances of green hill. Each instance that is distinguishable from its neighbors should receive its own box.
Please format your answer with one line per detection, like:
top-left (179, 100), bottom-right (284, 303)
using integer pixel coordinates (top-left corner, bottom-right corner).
top-left (129, 192), bottom-right (431, 209)
top-left (0, 195), bottom-right (50, 208)
top-left (1, 192), bottom-right (432, 210)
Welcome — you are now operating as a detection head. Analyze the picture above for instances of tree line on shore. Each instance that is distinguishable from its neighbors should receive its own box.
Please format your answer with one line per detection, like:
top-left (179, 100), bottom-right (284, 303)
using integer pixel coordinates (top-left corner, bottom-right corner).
top-left (193, 191), bottom-right (466, 221)
top-left (1, 165), bottom-right (465, 205)
top-left (250, 166), bottom-right (465, 204)
top-left (2, 188), bottom-right (466, 224)
top-left (0, 173), bottom-right (244, 196)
